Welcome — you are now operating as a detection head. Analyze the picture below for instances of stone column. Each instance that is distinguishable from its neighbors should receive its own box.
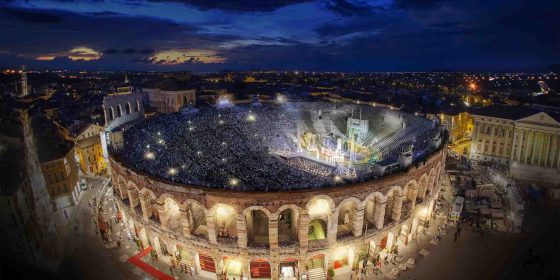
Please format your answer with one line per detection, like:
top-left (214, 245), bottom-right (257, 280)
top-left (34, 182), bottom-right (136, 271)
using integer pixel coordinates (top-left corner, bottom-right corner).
top-left (391, 194), bottom-right (404, 221)
top-left (269, 217), bottom-right (279, 249)
top-left (139, 192), bottom-right (153, 221)
top-left (352, 204), bottom-right (365, 237)
top-left (271, 260), bottom-right (279, 280)
top-left (408, 186), bottom-right (418, 210)
top-left (153, 203), bottom-right (166, 227)
top-left (180, 207), bottom-right (191, 238)
top-left (327, 211), bottom-right (338, 245)
top-left (206, 211), bottom-right (217, 245)
top-left (236, 214), bottom-right (247, 248)
top-left (298, 212), bottom-right (309, 252)
top-left (373, 199), bottom-right (386, 230)
top-left (127, 188), bottom-right (139, 209)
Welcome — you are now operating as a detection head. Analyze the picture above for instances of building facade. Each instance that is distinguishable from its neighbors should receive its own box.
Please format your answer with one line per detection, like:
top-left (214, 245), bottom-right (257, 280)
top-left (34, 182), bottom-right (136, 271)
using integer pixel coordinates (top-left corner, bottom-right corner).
top-left (427, 112), bottom-right (473, 144)
top-left (110, 149), bottom-right (445, 280)
top-left (72, 123), bottom-right (106, 175)
top-left (143, 88), bottom-right (196, 114)
top-left (470, 105), bottom-right (560, 186)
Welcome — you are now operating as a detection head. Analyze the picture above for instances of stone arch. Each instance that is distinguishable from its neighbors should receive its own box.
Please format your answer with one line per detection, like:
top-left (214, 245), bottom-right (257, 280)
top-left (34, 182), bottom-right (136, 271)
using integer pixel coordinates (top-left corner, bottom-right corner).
top-left (384, 186), bottom-right (403, 223)
top-left (364, 192), bottom-right (385, 230)
top-left (117, 104), bottom-right (123, 117)
top-left (136, 100), bottom-right (141, 112)
top-left (126, 102), bottom-right (132, 114)
top-left (183, 199), bottom-right (208, 237)
top-left (427, 168), bottom-right (436, 197)
top-left (306, 195), bottom-right (335, 216)
top-left (403, 180), bottom-right (418, 202)
top-left (308, 219), bottom-right (328, 241)
top-left (243, 206), bottom-right (272, 247)
top-left (127, 180), bottom-right (141, 212)
top-left (417, 173), bottom-right (429, 201)
top-left (274, 204), bottom-right (300, 245)
top-left (139, 188), bottom-right (157, 219)
top-left (249, 258), bottom-right (272, 279)
top-left (211, 203), bottom-right (237, 243)
top-left (157, 194), bottom-right (182, 231)
top-left (335, 197), bottom-right (363, 238)
top-left (109, 107), bottom-right (115, 120)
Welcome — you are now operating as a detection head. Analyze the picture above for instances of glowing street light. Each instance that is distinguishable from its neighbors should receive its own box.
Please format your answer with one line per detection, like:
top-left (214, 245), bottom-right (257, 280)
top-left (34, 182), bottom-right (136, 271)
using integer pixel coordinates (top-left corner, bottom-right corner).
top-left (247, 114), bottom-right (256, 122)
top-left (168, 167), bottom-right (178, 176)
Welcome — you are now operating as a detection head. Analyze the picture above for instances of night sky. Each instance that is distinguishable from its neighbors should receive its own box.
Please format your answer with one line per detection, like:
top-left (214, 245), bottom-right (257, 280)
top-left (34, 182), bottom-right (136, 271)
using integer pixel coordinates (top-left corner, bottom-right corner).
top-left (0, 0), bottom-right (558, 71)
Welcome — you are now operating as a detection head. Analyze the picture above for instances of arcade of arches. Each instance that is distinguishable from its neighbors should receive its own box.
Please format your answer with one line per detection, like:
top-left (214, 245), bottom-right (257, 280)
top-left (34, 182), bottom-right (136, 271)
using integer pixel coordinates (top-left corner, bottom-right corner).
top-left (112, 153), bottom-right (444, 280)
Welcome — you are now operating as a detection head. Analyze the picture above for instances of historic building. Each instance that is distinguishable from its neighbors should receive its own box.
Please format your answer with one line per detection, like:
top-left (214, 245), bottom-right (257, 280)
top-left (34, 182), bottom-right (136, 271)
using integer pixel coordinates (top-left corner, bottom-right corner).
top-left (470, 105), bottom-right (560, 186)
top-left (427, 111), bottom-right (473, 144)
top-left (142, 88), bottom-right (196, 114)
top-left (100, 86), bottom-right (144, 168)
top-left (110, 149), bottom-right (445, 280)
top-left (32, 113), bottom-right (81, 223)
top-left (73, 123), bottom-right (105, 175)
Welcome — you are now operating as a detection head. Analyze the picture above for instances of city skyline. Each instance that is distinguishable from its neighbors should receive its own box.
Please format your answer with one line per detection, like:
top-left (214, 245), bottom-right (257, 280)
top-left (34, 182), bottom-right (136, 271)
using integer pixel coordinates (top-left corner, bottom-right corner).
top-left (1, 0), bottom-right (559, 72)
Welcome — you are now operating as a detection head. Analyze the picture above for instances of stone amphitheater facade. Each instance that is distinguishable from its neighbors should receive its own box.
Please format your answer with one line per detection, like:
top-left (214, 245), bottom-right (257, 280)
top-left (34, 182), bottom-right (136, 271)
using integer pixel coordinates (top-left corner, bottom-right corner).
top-left (111, 148), bottom-right (445, 280)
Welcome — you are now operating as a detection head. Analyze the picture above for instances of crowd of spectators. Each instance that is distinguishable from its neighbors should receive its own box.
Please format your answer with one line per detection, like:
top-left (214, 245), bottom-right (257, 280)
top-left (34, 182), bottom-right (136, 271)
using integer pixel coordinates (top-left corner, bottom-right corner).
top-left (118, 102), bottom-right (438, 191)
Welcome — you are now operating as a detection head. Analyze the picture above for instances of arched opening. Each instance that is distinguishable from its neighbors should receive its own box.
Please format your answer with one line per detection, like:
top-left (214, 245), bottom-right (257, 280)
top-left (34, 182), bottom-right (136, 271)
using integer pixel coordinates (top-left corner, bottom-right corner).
top-left (117, 105), bottom-right (123, 117)
top-left (427, 170), bottom-right (436, 197)
top-left (214, 204), bottom-right (237, 244)
top-left (308, 219), bottom-right (327, 241)
top-left (364, 194), bottom-right (385, 231)
top-left (223, 257), bottom-right (243, 279)
top-left (129, 186), bottom-right (141, 216)
top-left (246, 209), bottom-right (270, 247)
top-left (396, 224), bottom-right (409, 249)
top-left (176, 244), bottom-right (193, 274)
top-left (136, 100), bottom-right (141, 112)
top-left (188, 202), bottom-right (207, 238)
top-left (278, 208), bottom-right (298, 245)
top-left (109, 107), bottom-right (115, 120)
top-left (384, 191), bottom-right (396, 224)
top-left (379, 232), bottom-right (394, 252)
top-left (126, 102), bottom-right (132, 114)
top-left (196, 252), bottom-right (216, 278)
top-left (279, 258), bottom-right (299, 280)
top-left (305, 254), bottom-right (325, 277)
top-left (250, 259), bottom-right (271, 279)
top-left (163, 197), bottom-right (181, 231)
top-left (337, 200), bottom-right (358, 238)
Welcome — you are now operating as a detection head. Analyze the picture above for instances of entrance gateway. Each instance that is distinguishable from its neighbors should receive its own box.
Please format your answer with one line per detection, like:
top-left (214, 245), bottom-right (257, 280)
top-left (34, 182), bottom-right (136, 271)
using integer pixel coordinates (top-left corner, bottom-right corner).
top-left (280, 258), bottom-right (298, 280)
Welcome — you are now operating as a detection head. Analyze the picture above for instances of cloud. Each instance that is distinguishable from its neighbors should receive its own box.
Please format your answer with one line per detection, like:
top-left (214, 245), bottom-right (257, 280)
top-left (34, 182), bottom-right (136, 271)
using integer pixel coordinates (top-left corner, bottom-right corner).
top-left (103, 48), bottom-right (155, 55)
top-left (321, 0), bottom-right (379, 16)
top-left (1, 7), bottom-right (64, 23)
top-left (149, 0), bottom-right (313, 12)
top-left (148, 49), bottom-right (226, 64)
top-left (35, 47), bottom-right (103, 61)
top-left (392, 0), bottom-right (444, 10)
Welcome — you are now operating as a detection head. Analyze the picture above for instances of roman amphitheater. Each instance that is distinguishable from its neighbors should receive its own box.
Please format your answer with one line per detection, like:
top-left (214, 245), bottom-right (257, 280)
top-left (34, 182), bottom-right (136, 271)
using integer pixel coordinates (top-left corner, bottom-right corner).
top-left (109, 102), bottom-right (446, 280)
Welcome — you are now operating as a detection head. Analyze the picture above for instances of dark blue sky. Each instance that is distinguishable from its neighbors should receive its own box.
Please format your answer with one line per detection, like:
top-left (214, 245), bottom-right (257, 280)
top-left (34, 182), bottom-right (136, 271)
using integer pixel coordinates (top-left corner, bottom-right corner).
top-left (0, 0), bottom-right (558, 71)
